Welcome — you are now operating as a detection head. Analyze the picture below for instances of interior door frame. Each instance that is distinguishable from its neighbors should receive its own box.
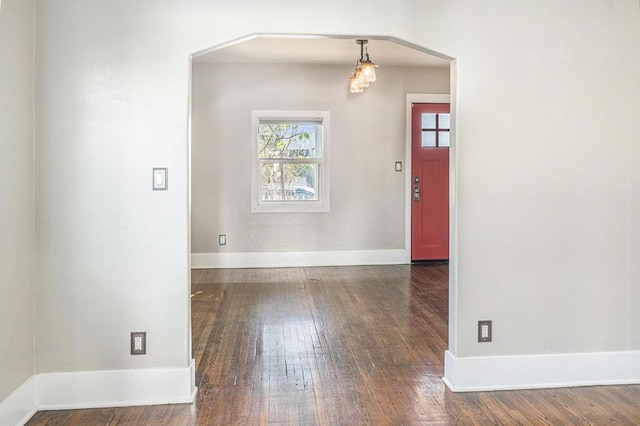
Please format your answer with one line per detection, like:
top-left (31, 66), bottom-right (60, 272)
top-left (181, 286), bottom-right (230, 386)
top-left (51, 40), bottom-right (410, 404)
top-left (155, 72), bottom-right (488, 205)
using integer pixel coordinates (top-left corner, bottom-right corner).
top-left (190, 36), bottom-right (460, 362)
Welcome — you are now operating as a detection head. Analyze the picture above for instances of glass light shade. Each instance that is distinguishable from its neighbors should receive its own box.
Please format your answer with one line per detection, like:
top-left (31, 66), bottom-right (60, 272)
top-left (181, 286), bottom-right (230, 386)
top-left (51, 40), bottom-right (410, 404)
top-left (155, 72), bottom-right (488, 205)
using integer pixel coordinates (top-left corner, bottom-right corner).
top-left (356, 68), bottom-right (369, 88)
top-left (359, 62), bottom-right (377, 83)
top-left (349, 76), bottom-right (364, 93)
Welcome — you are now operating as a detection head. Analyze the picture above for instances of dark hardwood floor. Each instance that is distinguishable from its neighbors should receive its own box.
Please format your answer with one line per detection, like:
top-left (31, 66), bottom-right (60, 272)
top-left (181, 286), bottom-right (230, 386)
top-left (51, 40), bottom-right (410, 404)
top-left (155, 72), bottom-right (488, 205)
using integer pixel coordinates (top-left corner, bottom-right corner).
top-left (28, 264), bottom-right (640, 425)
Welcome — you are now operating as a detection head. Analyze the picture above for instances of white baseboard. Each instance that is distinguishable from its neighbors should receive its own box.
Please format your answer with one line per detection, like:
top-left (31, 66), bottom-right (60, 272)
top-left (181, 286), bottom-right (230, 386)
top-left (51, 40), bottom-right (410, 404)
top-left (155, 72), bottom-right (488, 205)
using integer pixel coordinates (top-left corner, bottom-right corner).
top-left (443, 349), bottom-right (640, 392)
top-left (37, 360), bottom-right (196, 410)
top-left (0, 377), bottom-right (37, 426)
top-left (191, 249), bottom-right (408, 269)
top-left (0, 361), bottom-right (196, 425)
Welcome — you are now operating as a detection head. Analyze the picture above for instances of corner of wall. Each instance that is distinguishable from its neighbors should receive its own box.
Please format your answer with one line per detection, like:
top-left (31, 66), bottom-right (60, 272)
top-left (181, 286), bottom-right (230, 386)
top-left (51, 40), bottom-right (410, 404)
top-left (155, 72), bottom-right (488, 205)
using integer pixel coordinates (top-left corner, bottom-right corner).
top-left (0, 376), bottom-right (37, 426)
top-left (0, 360), bottom-right (196, 425)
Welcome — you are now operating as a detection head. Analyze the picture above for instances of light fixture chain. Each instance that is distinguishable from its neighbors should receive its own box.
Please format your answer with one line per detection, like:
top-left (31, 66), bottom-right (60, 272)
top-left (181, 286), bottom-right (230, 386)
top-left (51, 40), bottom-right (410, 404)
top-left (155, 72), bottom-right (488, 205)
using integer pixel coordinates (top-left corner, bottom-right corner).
top-left (349, 39), bottom-right (377, 94)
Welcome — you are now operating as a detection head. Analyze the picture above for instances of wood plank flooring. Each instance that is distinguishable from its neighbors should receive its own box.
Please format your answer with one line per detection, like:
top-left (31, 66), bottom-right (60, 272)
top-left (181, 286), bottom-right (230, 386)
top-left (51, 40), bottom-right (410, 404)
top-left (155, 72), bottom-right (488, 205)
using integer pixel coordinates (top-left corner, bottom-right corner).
top-left (28, 264), bottom-right (640, 425)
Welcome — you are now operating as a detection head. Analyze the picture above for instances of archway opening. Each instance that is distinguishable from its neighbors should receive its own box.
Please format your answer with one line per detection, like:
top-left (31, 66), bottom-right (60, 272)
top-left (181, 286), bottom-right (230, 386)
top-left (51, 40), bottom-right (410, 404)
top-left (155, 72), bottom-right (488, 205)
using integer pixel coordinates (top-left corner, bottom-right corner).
top-left (186, 33), bottom-right (459, 384)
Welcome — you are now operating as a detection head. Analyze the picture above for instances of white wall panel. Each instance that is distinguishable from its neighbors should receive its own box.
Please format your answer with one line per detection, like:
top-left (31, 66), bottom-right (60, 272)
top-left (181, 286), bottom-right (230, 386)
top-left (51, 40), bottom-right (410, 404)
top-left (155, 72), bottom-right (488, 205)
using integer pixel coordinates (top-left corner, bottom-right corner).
top-left (0, 0), bottom-right (35, 402)
top-left (32, 0), bottom-right (640, 391)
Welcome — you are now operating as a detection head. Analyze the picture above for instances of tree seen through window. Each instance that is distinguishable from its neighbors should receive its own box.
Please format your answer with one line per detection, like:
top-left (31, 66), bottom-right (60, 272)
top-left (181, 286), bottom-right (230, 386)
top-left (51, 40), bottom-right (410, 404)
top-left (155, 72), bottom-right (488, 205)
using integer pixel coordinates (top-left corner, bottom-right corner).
top-left (258, 121), bottom-right (322, 201)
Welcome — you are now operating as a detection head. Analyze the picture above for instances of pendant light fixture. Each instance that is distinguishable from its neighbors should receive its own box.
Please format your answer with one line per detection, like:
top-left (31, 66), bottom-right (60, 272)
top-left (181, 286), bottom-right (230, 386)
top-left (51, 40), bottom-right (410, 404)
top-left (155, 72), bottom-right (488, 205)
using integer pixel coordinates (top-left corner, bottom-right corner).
top-left (349, 39), bottom-right (378, 94)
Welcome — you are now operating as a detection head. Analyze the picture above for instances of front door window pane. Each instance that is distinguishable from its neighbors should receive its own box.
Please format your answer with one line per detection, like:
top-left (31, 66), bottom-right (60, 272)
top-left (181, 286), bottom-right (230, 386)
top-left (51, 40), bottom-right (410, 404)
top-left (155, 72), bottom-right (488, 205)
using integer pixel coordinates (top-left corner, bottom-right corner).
top-left (439, 114), bottom-right (450, 130)
top-left (421, 113), bottom-right (436, 129)
top-left (439, 131), bottom-right (450, 147)
top-left (422, 131), bottom-right (436, 147)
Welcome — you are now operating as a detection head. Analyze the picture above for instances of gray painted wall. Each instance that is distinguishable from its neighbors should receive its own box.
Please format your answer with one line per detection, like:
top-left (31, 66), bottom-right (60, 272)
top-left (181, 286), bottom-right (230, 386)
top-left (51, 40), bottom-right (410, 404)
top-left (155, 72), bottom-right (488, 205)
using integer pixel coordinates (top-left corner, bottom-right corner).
top-left (191, 63), bottom-right (450, 254)
top-left (0, 0), bottom-right (35, 401)
top-left (27, 0), bottom-right (640, 381)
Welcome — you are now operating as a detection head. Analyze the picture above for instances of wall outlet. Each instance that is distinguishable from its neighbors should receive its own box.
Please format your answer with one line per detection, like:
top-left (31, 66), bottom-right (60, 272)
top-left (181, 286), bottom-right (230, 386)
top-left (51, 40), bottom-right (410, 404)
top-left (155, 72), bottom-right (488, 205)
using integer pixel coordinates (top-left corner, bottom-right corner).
top-left (131, 332), bottom-right (146, 355)
top-left (478, 320), bottom-right (492, 343)
top-left (219, 234), bottom-right (226, 245)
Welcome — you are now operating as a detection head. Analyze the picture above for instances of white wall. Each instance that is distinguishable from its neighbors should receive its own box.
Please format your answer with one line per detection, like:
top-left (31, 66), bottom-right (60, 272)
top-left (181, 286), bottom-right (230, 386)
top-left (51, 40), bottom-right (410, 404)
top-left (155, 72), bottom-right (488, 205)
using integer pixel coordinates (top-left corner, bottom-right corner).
top-left (33, 0), bottom-right (454, 374)
top-left (34, 0), bottom-right (192, 372)
top-left (191, 63), bottom-right (449, 254)
top-left (0, 0), bottom-right (35, 401)
top-left (441, 1), bottom-right (640, 359)
top-left (32, 0), bottom-right (640, 390)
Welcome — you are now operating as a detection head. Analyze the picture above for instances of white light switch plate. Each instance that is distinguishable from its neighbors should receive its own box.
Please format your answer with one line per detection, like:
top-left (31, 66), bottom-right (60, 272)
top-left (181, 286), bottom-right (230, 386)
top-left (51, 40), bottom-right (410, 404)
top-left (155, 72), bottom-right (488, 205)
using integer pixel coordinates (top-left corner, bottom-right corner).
top-left (153, 168), bottom-right (167, 190)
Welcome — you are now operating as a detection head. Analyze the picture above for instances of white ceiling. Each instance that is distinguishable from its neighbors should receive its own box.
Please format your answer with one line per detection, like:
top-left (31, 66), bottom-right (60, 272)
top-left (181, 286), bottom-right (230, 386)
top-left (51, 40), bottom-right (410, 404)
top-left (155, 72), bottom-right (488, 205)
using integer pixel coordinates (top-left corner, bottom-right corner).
top-left (193, 37), bottom-right (450, 68)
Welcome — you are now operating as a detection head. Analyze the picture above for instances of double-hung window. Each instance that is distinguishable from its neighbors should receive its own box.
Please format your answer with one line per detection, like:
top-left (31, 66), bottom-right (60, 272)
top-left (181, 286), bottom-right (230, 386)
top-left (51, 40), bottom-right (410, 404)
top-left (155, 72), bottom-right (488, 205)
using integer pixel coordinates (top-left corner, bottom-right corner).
top-left (251, 110), bottom-right (330, 213)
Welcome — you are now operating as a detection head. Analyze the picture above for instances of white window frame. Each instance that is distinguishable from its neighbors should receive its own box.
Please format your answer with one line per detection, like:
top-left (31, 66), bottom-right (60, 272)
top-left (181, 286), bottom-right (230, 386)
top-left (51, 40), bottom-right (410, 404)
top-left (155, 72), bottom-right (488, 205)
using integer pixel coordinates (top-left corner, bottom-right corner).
top-left (251, 110), bottom-right (330, 213)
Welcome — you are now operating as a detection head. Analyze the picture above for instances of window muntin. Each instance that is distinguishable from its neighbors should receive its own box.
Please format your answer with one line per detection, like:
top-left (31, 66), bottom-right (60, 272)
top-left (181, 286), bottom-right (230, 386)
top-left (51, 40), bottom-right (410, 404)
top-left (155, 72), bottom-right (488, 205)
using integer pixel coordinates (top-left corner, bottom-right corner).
top-left (251, 111), bottom-right (330, 213)
top-left (420, 113), bottom-right (450, 148)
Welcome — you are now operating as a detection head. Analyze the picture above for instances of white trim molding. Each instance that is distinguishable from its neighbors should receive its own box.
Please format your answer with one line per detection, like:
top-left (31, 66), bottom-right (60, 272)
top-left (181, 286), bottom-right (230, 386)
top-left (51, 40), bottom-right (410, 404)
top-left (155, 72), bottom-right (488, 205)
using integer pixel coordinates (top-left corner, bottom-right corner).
top-left (191, 249), bottom-right (407, 269)
top-left (443, 349), bottom-right (640, 392)
top-left (0, 377), bottom-right (37, 426)
top-left (37, 360), bottom-right (196, 410)
top-left (0, 361), bottom-right (196, 425)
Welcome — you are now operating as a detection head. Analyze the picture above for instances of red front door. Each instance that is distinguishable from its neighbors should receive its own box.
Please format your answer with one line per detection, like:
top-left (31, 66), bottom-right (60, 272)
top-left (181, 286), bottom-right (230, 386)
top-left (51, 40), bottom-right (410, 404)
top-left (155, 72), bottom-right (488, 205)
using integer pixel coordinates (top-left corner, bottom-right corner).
top-left (411, 103), bottom-right (450, 261)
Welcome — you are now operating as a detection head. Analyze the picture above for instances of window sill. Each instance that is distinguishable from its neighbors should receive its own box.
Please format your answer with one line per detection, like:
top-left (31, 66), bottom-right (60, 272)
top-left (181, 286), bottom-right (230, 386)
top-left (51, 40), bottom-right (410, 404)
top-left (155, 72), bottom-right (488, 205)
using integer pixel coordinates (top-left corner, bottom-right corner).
top-left (251, 201), bottom-right (330, 214)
